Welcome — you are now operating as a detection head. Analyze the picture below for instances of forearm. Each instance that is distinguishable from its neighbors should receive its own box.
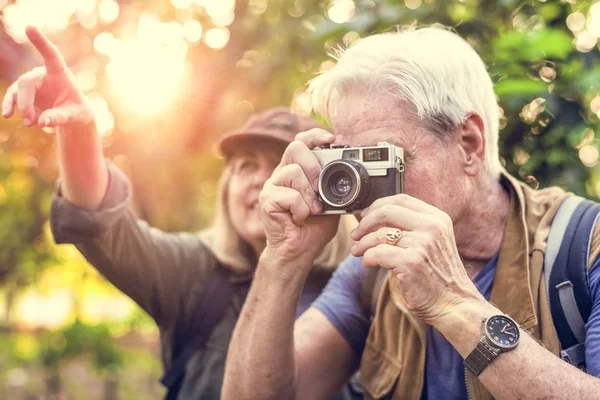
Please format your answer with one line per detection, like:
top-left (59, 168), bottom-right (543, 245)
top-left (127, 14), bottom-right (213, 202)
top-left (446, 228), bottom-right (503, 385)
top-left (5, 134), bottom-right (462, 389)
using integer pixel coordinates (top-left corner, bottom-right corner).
top-left (56, 123), bottom-right (108, 211)
top-left (436, 300), bottom-right (600, 399)
top-left (222, 249), bottom-right (315, 400)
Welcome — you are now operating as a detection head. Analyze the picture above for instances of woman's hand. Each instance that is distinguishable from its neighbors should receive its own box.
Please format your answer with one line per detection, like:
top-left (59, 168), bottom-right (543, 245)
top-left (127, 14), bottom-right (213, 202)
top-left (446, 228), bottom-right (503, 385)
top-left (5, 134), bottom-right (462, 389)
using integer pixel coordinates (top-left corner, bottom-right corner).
top-left (3, 26), bottom-right (107, 211)
top-left (2, 26), bottom-right (94, 129)
top-left (259, 128), bottom-right (340, 269)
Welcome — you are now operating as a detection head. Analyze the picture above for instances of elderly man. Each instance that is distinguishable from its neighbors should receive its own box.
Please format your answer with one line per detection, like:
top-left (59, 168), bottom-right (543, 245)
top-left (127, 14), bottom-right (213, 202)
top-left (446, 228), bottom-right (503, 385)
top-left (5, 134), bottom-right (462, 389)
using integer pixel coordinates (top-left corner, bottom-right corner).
top-left (222, 26), bottom-right (600, 399)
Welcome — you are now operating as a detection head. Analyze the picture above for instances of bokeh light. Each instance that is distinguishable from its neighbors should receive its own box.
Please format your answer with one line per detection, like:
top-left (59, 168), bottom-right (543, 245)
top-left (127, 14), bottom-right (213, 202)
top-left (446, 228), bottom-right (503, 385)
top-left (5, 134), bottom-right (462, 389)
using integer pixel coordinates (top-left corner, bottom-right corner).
top-left (76, 70), bottom-right (97, 92)
top-left (405, 0), bottom-right (422, 10)
top-left (88, 94), bottom-right (115, 136)
top-left (520, 98), bottom-right (546, 123)
top-left (205, 0), bottom-right (236, 20)
top-left (14, 290), bottom-right (72, 329)
top-left (580, 145), bottom-right (600, 167)
top-left (328, 0), bottom-right (355, 24)
top-left (248, 0), bottom-right (268, 15)
top-left (98, 0), bottom-right (120, 25)
top-left (591, 96), bottom-right (600, 115)
top-left (539, 66), bottom-right (556, 82)
top-left (171, 0), bottom-right (193, 9)
top-left (343, 31), bottom-right (361, 46)
top-left (183, 19), bottom-right (203, 42)
top-left (567, 11), bottom-right (586, 32)
top-left (212, 10), bottom-right (236, 27)
top-left (3, 0), bottom-right (76, 42)
top-left (514, 148), bottom-right (530, 166)
top-left (575, 30), bottom-right (596, 52)
top-left (319, 60), bottom-right (336, 72)
top-left (204, 27), bottom-right (230, 49)
top-left (97, 13), bottom-right (189, 116)
top-left (93, 31), bottom-right (115, 54)
top-left (291, 89), bottom-right (312, 116)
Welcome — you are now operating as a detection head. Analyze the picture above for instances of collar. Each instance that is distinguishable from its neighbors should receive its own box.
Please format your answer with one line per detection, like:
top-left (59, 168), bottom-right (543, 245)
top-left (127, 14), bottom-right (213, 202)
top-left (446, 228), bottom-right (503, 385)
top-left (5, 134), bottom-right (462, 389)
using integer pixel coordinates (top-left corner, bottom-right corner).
top-left (489, 171), bottom-right (537, 329)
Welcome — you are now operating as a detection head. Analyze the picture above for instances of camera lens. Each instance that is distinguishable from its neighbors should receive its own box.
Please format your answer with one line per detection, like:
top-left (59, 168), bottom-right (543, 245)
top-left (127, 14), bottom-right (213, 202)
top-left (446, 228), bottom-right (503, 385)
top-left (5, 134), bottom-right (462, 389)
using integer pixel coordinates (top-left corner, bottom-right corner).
top-left (330, 171), bottom-right (352, 197)
top-left (318, 160), bottom-right (370, 210)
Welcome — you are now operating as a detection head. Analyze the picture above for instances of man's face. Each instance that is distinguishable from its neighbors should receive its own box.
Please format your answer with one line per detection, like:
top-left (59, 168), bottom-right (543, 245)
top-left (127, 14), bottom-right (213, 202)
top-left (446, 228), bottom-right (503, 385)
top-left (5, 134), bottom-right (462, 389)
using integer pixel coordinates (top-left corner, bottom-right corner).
top-left (330, 92), bottom-right (469, 222)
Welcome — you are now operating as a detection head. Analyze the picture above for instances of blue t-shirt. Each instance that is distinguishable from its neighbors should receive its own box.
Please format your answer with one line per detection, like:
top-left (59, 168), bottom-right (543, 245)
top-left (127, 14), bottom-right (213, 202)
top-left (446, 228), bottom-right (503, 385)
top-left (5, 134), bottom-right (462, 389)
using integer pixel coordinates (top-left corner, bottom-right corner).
top-left (312, 254), bottom-right (600, 399)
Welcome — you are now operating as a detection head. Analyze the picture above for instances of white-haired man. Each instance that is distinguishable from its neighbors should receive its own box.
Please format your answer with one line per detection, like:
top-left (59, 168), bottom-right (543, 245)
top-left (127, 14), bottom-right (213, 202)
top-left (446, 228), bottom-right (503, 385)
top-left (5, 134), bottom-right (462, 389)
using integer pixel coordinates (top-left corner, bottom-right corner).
top-left (222, 27), bottom-right (600, 399)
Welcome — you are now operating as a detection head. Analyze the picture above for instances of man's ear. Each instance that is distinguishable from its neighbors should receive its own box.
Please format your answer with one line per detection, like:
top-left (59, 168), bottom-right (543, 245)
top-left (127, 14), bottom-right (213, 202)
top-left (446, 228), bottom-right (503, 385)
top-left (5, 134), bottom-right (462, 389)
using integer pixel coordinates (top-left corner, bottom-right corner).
top-left (456, 112), bottom-right (485, 176)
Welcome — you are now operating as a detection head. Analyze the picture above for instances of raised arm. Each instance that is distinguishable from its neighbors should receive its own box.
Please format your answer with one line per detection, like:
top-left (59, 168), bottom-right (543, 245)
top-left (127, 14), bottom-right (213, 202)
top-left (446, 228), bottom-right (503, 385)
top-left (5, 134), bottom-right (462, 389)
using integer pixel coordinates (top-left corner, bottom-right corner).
top-left (2, 26), bottom-right (106, 211)
top-left (4, 27), bottom-right (205, 327)
top-left (222, 129), bottom-right (358, 399)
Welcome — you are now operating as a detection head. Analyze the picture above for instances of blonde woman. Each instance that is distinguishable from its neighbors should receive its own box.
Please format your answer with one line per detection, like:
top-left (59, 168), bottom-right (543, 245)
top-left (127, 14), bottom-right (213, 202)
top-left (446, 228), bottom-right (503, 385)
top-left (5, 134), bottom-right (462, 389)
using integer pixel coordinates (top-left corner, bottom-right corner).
top-left (3, 27), bottom-right (355, 399)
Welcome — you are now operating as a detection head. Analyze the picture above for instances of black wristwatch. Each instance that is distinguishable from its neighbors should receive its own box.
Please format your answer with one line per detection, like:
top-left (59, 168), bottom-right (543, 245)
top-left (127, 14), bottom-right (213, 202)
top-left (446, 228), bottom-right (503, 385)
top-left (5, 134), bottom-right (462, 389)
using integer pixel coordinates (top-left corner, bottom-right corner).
top-left (464, 314), bottom-right (520, 376)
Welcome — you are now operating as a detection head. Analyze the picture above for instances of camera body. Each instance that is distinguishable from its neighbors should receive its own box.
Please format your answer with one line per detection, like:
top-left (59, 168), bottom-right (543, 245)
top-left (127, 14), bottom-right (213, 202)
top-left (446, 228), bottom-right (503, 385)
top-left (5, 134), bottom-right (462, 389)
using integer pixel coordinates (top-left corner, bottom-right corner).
top-left (311, 142), bottom-right (405, 215)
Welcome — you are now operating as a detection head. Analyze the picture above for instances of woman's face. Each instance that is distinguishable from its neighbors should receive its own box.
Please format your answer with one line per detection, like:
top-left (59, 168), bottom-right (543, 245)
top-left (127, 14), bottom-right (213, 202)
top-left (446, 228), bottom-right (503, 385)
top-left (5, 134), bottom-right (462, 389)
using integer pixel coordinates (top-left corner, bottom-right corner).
top-left (227, 143), bottom-right (284, 246)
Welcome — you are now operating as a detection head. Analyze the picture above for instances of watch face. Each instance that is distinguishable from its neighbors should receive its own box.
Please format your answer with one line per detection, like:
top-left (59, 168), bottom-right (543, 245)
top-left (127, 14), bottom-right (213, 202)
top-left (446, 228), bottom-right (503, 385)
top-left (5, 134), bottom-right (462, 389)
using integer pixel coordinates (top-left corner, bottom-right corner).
top-left (485, 315), bottom-right (520, 349)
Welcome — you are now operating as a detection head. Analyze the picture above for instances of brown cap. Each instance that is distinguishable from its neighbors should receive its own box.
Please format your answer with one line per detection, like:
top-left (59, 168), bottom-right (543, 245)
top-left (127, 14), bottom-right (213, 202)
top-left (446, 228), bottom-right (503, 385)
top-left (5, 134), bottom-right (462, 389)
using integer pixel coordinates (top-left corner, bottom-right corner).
top-left (216, 107), bottom-right (322, 159)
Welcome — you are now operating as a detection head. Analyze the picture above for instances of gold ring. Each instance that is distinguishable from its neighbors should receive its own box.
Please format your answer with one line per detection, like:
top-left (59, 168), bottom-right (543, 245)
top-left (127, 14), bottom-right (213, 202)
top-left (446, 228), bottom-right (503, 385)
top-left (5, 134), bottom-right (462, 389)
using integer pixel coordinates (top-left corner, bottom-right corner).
top-left (385, 228), bottom-right (402, 246)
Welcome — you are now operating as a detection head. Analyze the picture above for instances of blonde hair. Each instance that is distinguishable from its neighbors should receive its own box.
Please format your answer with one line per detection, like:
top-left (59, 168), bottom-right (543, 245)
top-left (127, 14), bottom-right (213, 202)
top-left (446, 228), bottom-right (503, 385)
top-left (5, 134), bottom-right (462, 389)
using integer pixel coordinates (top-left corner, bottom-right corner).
top-left (198, 161), bottom-right (356, 275)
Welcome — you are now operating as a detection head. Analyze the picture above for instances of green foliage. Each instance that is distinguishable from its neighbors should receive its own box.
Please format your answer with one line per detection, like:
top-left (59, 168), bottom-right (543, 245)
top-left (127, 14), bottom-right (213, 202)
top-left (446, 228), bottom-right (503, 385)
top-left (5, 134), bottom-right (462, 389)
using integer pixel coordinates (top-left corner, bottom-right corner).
top-left (41, 320), bottom-right (123, 371)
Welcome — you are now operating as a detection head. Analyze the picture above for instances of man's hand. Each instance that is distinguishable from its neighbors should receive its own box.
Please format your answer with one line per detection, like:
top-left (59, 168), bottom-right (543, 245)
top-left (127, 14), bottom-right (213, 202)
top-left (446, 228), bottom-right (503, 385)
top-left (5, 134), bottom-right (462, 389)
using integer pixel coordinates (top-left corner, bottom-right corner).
top-left (350, 194), bottom-right (483, 324)
top-left (2, 26), bottom-right (94, 129)
top-left (259, 128), bottom-right (339, 268)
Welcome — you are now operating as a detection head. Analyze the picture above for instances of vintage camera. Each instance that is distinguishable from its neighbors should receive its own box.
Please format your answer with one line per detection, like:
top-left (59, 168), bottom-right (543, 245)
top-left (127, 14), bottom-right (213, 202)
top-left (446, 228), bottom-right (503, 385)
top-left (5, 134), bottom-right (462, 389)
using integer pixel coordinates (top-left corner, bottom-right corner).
top-left (312, 142), bottom-right (405, 215)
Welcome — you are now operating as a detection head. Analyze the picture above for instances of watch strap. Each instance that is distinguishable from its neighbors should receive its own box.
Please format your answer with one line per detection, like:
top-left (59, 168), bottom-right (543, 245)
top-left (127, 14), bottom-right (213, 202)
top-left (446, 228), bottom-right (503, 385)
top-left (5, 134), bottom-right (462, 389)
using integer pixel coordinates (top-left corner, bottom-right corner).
top-left (464, 340), bottom-right (500, 376)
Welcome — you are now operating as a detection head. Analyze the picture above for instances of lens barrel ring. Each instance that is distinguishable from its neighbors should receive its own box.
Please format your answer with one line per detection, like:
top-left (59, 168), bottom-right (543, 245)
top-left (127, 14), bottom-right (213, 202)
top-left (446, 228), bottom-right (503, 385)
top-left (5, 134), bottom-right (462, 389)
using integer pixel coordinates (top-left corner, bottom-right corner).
top-left (318, 159), bottom-right (370, 210)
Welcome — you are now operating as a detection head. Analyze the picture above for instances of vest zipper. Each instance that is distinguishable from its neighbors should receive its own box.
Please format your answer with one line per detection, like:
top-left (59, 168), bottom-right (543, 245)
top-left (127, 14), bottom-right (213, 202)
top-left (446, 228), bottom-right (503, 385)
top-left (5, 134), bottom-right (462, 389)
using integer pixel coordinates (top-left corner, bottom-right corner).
top-left (404, 312), bottom-right (426, 399)
top-left (464, 368), bottom-right (473, 400)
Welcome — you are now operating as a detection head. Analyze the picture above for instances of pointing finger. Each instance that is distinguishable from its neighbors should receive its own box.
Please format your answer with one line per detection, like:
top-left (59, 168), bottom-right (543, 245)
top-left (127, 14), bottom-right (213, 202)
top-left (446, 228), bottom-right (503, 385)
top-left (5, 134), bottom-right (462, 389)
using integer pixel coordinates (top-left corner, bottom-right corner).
top-left (25, 26), bottom-right (67, 75)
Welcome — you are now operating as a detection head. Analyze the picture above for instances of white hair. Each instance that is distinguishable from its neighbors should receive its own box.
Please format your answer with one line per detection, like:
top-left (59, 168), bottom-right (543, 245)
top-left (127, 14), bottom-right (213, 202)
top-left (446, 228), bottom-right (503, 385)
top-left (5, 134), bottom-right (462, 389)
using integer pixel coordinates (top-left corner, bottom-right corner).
top-left (309, 26), bottom-right (501, 178)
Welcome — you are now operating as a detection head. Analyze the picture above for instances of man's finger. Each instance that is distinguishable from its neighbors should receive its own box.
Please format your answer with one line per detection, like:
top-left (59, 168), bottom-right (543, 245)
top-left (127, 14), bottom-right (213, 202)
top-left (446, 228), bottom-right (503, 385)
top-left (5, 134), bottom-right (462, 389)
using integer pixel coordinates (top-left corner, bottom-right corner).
top-left (362, 244), bottom-right (423, 272)
top-left (360, 193), bottom-right (439, 218)
top-left (295, 128), bottom-right (335, 149)
top-left (260, 185), bottom-right (311, 227)
top-left (352, 204), bottom-right (423, 241)
top-left (277, 140), bottom-right (323, 192)
top-left (26, 26), bottom-right (67, 75)
top-left (270, 163), bottom-right (321, 214)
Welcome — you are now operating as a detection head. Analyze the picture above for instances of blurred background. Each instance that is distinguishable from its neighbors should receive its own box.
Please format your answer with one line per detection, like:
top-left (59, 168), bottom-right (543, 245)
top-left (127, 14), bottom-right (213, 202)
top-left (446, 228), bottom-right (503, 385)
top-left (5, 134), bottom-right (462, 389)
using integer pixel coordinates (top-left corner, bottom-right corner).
top-left (1, 0), bottom-right (600, 398)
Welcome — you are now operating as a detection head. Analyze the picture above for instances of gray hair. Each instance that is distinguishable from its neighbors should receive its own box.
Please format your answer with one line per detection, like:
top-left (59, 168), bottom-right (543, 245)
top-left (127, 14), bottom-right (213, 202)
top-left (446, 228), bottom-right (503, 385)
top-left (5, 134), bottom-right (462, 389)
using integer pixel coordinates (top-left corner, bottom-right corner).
top-left (309, 26), bottom-right (501, 178)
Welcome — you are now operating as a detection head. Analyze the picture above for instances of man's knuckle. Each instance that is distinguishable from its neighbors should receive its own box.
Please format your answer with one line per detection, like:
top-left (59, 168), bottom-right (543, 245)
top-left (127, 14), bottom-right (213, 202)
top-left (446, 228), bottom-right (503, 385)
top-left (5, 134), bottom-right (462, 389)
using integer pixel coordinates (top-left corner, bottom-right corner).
top-left (285, 163), bottom-right (302, 176)
top-left (287, 140), bottom-right (305, 154)
top-left (397, 193), bottom-right (410, 203)
top-left (378, 207), bottom-right (391, 223)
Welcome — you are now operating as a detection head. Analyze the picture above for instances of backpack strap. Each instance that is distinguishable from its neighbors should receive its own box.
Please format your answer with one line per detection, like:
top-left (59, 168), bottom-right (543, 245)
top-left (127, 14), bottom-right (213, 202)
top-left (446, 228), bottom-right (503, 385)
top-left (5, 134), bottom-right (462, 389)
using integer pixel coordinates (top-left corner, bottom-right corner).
top-left (160, 266), bottom-right (236, 399)
top-left (545, 196), bottom-right (600, 370)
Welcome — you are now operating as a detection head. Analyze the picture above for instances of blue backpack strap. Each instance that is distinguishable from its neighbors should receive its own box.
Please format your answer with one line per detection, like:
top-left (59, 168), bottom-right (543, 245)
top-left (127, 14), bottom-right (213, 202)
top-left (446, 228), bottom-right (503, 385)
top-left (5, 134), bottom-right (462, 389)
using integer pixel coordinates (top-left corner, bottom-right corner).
top-left (545, 196), bottom-right (600, 370)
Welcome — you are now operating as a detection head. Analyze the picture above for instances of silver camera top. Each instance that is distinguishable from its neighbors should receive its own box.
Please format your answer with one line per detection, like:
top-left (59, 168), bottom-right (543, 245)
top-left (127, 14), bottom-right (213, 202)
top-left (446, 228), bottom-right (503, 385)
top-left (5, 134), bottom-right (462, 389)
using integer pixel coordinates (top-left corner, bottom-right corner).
top-left (311, 141), bottom-right (404, 178)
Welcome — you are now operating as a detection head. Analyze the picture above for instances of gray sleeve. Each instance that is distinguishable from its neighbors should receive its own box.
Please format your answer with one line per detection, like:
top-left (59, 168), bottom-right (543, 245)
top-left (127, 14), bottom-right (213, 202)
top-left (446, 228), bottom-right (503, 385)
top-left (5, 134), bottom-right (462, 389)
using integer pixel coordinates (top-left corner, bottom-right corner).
top-left (50, 162), bottom-right (212, 327)
top-left (311, 255), bottom-right (371, 355)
